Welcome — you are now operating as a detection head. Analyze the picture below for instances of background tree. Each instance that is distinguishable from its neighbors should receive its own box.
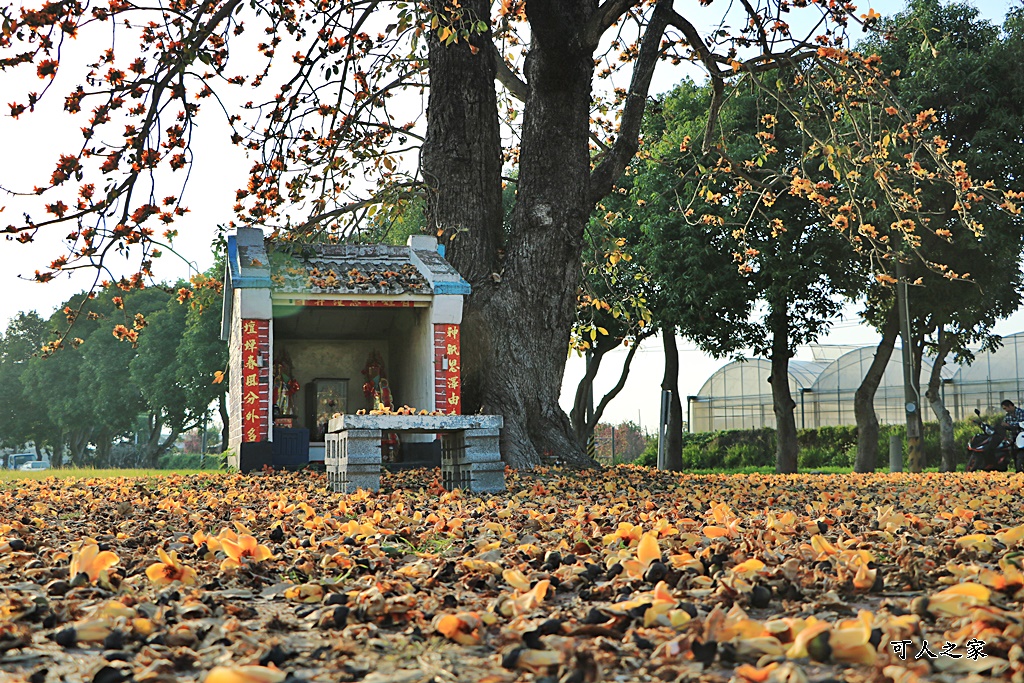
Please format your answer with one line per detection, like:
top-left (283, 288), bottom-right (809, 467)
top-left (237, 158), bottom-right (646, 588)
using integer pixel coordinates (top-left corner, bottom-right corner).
top-left (20, 295), bottom-right (102, 465)
top-left (592, 421), bottom-right (647, 464)
top-left (175, 273), bottom-right (230, 452)
top-left (0, 311), bottom-right (53, 463)
top-left (569, 221), bottom-right (652, 449)
top-left (852, 0), bottom-right (1024, 471)
top-left (608, 78), bottom-right (864, 472)
top-left (13, 275), bottom-right (227, 465)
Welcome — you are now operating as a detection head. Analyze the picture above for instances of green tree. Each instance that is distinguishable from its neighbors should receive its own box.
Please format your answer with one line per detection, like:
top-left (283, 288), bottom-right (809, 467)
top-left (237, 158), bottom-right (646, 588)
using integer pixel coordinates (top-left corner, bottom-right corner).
top-left (73, 287), bottom-right (170, 465)
top-left (18, 277), bottom-right (228, 467)
top-left (853, 1), bottom-right (1024, 471)
top-left (0, 312), bottom-right (52, 463)
top-left (610, 78), bottom-right (864, 472)
top-left (568, 220), bottom-right (653, 448)
top-left (20, 296), bottom-right (102, 465)
top-left (175, 274), bottom-right (230, 452)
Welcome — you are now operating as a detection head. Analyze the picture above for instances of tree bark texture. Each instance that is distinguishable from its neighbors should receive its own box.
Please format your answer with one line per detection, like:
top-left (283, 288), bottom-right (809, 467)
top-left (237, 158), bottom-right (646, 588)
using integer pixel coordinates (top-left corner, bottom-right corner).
top-left (68, 429), bottom-right (90, 466)
top-left (219, 394), bottom-right (229, 452)
top-left (571, 345), bottom-right (609, 447)
top-left (853, 308), bottom-right (899, 472)
top-left (421, 0), bottom-right (504, 419)
top-left (425, 0), bottom-right (601, 468)
top-left (925, 327), bottom-right (956, 472)
top-left (662, 330), bottom-right (683, 471)
top-left (769, 303), bottom-right (798, 473)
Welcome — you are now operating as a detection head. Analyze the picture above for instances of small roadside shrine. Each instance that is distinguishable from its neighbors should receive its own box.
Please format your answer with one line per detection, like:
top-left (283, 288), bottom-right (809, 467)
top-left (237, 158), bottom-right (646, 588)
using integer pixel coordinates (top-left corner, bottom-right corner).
top-left (220, 227), bottom-right (504, 492)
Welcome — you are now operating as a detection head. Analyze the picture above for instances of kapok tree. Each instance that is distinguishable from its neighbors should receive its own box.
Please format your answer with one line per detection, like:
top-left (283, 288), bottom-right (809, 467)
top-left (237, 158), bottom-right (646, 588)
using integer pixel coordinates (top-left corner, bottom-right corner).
top-left (852, 0), bottom-right (1024, 472)
top-left (608, 76), bottom-right (864, 474)
top-left (3, 0), bottom-right (1018, 467)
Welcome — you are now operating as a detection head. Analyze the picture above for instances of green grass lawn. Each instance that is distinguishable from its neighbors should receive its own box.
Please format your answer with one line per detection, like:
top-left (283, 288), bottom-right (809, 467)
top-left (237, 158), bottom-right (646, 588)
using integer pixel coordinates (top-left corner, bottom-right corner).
top-left (0, 467), bottom-right (210, 482)
top-left (2, 464), bottom-right (965, 483)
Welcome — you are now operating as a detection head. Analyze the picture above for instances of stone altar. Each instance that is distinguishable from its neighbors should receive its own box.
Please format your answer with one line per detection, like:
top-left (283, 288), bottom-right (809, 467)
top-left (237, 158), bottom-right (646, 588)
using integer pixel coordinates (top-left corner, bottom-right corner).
top-left (325, 414), bottom-right (505, 493)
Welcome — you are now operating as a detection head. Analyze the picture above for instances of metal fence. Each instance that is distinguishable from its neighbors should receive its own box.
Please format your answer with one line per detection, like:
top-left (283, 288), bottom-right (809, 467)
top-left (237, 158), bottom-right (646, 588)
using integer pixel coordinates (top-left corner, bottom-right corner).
top-left (688, 333), bottom-right (1024, 432)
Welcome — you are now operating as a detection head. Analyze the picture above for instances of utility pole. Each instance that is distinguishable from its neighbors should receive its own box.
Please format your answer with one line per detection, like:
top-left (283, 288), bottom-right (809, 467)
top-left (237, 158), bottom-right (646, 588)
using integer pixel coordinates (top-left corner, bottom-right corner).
top-left (896, 258), bottom-right (923, 471)
top-left (657, 389), bottom-right (670, 469)
top-left (585, 349), bottom-right (596, 461)
top-left (200, 412), bottom-right (208, 469)
top-left (610, 426), bottom-right (616, 465)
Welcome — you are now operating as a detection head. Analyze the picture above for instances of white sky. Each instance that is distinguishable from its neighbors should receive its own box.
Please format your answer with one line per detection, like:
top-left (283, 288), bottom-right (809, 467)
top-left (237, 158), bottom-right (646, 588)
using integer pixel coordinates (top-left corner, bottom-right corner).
top-left (0, 0), bottom-right (1016, 430)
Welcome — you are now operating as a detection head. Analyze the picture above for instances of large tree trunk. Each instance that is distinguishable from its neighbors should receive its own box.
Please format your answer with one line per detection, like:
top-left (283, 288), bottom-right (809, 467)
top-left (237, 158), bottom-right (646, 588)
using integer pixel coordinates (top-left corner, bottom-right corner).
top-left (425, 0), bottom-right (598, 468)
top-left (68, 429), bottom-right (91, 466)
top-left (854, 308), bottom-right (899, 472)
top-left (768, 302), bottom-right (798, 473)
top-left (925, 326), bottom-right (956, 472)
top-left (421, 0), bottom-right (504, 430)
top-left (219, 394), bottom-right (229, 453)
top-left (662, 329), bottom-right (683, 471)
top-left (94, 432), bottom-right (113, 468)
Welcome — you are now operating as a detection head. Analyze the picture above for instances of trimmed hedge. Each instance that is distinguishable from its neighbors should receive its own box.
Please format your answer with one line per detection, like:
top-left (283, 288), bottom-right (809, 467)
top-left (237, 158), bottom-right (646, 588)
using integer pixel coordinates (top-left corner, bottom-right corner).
top-left (635, 417), bottom-right (986, 470)
top-left (157, 453), bottom-right (227, 470)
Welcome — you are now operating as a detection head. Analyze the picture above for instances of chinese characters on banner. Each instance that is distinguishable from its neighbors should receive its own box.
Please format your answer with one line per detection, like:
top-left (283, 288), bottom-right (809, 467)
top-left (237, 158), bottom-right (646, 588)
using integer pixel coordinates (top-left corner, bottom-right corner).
top-left (433, 324), bottom-right (461, 414)
top-left (241, 319), bottom-right (270, 442)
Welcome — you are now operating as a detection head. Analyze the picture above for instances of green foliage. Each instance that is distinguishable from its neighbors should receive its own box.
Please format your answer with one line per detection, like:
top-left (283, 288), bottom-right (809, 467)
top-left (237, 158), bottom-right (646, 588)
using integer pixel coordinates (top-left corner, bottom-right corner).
top-left (157, 452), bottom-right (226, 470)
top-left (859, 1), bottom-right (1024, 360)
top-left (609, 75), bottom-right (865, 360)
top-left (6, 267), bottom-right (228, 467)
top-left (0, 312), bottom-right (52, 453)
top-left (635, 436), bottom-right (658, 468)
top-left (634, 419), bottom-right (983, 471)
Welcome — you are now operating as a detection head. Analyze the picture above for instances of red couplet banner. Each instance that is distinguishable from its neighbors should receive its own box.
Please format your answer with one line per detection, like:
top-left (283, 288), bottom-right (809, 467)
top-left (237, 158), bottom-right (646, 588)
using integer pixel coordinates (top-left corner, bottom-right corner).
top-left (241, 319), bottom-right (270, 442)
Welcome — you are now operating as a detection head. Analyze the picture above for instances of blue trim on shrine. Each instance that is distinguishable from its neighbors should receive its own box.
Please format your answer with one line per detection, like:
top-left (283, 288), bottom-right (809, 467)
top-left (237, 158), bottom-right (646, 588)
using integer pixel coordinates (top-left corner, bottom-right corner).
top-left (434, 279), bottom-right (472, 295)
top-left (227, 235), bottom-right (272, 289)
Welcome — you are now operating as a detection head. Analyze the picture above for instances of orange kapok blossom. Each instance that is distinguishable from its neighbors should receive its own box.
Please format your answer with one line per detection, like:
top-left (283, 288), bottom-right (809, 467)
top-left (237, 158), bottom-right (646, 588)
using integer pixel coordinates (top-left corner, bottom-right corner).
top-left (69, 542), bottom-right (119, 583)
top-left (622, 532), bottom-right (661, 579)
top-left (434, 611), bottom-right (495, 645)
top-left (193, 530), bottom-right (222, 553)
top-left (146, 548), bottom-right (198, 587)
top-left (204, 665), bottom-right (287, 683)
top-left (220, 534), bottom-right (273, 571)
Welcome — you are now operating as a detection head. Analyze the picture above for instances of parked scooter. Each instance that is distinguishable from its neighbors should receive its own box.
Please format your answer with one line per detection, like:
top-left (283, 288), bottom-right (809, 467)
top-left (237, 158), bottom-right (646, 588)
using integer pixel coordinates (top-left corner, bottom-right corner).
top-left (965, 408), bottom-right (1024, 472)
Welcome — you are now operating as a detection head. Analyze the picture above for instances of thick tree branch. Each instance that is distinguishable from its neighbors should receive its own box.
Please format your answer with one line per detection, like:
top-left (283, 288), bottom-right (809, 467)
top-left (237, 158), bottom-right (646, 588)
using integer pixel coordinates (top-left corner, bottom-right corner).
top-left (571, 344), bottom-right (609, 442)
top-left (492, 43), bottom-right (529, 101)
top-left (586, 329), bottom-right (655, 434)
top-left (665, 7), bottom-right (727, 79)
top-left (738, 0), bottom-right (770, 53)
top-left (588, 0), bottom-right (671, 204)
top-left (582, 0), bottom-right (644, 49)
top-left (704, 76), bottom-right (725, 153)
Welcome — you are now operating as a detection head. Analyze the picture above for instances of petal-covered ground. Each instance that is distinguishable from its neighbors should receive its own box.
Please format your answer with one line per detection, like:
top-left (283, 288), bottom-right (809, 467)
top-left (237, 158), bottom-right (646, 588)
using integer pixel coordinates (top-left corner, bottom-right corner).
top-left (1, 468), bottom-right (1023, 683)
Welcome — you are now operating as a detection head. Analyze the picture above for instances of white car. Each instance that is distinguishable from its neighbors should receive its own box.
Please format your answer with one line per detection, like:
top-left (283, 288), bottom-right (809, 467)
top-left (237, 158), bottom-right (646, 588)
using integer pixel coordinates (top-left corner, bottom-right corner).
top-left (18, 461), bottom-right (50, 472)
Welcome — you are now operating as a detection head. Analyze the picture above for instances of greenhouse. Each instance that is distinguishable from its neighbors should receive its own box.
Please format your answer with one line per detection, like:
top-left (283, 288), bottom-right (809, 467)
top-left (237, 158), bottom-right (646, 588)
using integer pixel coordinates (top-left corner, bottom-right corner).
top-left (688, 332), bottom-right (1024, 432)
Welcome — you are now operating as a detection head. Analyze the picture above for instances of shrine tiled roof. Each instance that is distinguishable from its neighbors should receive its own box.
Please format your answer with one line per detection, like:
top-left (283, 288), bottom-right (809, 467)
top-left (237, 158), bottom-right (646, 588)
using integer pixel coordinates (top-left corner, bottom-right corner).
top-left (226, 229), bottom-right (470, 304)
top-left (269, 244), bottom-right (431, 296)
